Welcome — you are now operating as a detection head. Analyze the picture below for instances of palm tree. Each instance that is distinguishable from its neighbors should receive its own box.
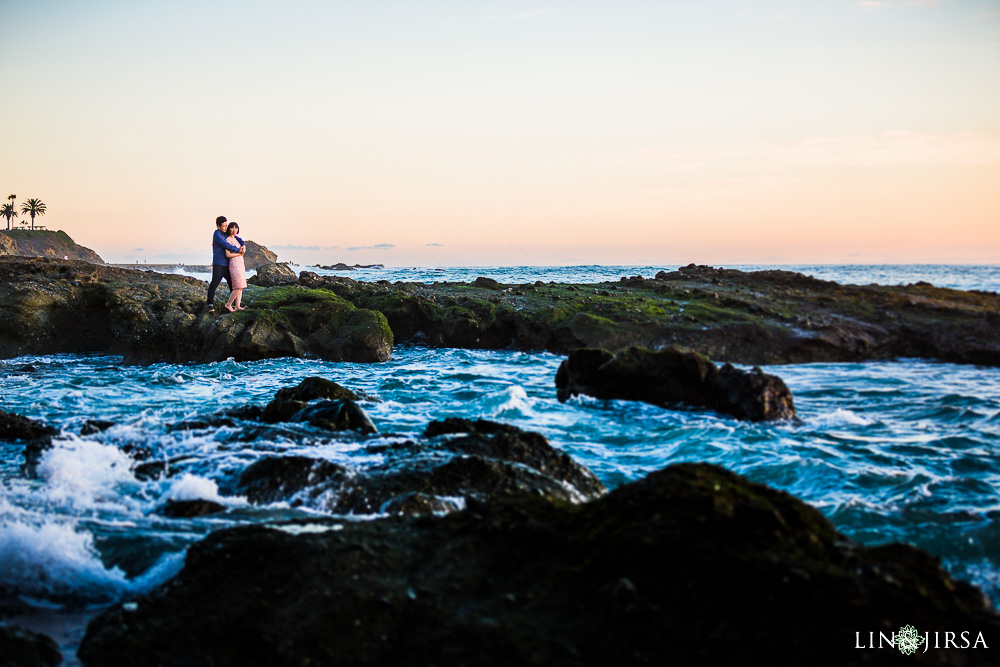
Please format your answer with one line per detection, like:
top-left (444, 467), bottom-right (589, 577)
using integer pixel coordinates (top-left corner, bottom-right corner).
top-left (20, 198), bottom-right (46, 230)
top-left (0, 203), bottom-right (17, 230)
top-left (5, 195), bottom-right (14, 230)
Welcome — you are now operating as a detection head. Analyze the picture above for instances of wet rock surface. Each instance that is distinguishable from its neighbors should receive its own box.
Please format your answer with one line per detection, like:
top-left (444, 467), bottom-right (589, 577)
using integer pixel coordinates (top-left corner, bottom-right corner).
top-left (0, 410), bottom-right (58, 442)
top-left (298, 264), bottom-right (1000, 366)
top-left (2, 410), bottom-right (59, 477)
top-left (233, 418), bottom-right (604, 515)
top-left (556, 346), bottom-right (797, 421)
top-left (0, 257), bottom-right (392, 364)
top-left (79, 462), bottom-right (1000, 667)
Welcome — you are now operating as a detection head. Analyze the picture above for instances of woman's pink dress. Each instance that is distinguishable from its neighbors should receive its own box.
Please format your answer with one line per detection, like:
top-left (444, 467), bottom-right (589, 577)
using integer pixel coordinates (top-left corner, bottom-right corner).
top-left (229, 253), bottom-right (247, 289)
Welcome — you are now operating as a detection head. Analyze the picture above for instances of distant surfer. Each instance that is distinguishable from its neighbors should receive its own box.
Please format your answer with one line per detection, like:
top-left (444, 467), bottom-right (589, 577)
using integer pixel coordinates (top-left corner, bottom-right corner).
top-left (206, 215), bottom-right (245, 311)
top-left (223, 222), bottom-right (248, 312)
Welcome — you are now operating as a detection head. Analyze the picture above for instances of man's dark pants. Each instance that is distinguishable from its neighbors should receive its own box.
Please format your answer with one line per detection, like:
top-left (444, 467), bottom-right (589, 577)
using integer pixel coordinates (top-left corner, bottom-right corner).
top-left (206, 264), bottom-right (233, 307)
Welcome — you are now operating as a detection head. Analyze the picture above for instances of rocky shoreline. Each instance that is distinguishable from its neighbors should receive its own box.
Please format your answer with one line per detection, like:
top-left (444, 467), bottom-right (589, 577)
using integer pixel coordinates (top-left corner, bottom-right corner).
top-left (1, 257), bottom-right (998, 368)
top-left (0, 257), bottom-right (392, 364)
top-left (1, 375), bottom-right (998, 666)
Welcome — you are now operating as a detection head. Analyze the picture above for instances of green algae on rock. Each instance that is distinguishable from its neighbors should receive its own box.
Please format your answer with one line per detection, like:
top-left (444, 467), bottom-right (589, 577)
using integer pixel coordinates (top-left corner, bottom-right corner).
top-left (0, 257), bottom-right (392, 363)
top-left (305, 264), bottom-right (1000, 366)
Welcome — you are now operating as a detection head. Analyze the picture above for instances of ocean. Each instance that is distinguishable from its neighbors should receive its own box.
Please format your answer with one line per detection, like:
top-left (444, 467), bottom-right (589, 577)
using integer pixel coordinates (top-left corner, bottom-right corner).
top-left (1, 264), bottom-right (998, 663)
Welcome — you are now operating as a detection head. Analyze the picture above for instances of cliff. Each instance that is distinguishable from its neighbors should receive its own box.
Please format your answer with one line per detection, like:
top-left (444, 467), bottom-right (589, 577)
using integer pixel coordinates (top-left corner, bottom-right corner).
top-left (0, 229), bottom-right (105, 263)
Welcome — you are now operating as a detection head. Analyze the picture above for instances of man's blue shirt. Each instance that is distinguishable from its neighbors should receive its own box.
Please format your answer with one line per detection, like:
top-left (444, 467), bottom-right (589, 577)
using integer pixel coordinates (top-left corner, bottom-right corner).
top-left (213, 230), bottom-right (244, 266)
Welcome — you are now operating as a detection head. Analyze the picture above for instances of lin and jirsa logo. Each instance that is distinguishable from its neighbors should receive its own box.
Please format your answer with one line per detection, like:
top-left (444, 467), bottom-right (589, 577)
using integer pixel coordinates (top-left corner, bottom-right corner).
top-left (855, 625), bottom-right (989, 655)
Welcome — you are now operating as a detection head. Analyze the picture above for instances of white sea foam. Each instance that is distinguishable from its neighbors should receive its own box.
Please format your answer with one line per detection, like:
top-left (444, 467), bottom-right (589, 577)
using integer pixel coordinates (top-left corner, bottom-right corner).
top-left (484, 385), bottom-right (536, 418)
top-left (267, 523), bottom-right (344, 535)
top-left (36, 437), bottom-right (138, 510)
top-left (808, 408), bottom-right (875, 428)
top-left (0, 520), bottom-right (129, 600)
top-left (163, 473), bottom-right (247, 506)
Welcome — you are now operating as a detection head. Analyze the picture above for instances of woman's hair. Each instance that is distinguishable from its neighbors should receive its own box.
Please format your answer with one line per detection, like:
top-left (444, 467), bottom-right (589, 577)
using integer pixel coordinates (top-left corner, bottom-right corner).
top-left (226, 222), bottom-right (240, 235)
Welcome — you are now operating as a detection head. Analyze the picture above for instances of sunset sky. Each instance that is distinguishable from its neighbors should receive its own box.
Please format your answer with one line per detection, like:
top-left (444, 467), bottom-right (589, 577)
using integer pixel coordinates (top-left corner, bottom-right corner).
top-left (1, 0), bottom-right (998, 266)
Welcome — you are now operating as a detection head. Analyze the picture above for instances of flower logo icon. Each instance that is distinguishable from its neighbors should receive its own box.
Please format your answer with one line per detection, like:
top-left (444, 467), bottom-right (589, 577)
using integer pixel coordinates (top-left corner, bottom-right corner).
top-left (897, 625), bottom-right (925, 655)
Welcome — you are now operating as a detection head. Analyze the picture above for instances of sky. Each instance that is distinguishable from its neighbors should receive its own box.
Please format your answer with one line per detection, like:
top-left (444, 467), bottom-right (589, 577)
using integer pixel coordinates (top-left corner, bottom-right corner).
top-left (1, 0), bottom-right (998, 266)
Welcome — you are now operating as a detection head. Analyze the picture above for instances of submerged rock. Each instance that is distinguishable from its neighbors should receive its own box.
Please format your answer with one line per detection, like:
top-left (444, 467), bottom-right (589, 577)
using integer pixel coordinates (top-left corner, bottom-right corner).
top-left (0, 409), bottom-right (58, 441)
top-left (261, 377), bottom-right (377, 432)
top-left (233, 419), bottom-right (604, 516)
top-left (79, 462), bottom-right (1000, 666)
top-left (236, 456), bottom-right (353, 506)
top-left (556, 346), bottom-right (796, 421)
top-left (289, 399), bottom-right (377, 434)
top-left (156, 499), bottom-right (228, 518)
top-left (3, 409), bottom-right (59, 477)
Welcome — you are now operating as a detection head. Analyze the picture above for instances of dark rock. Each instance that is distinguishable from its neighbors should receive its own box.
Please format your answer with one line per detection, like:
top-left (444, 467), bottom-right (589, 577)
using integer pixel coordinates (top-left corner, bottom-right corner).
top-left (262, 378), bottom-right (375, 426)
top-left (235, 420), bottom-right (603, 515)
top-left (0, 409), bottom-right (58, 441)
top-left (289, 399), bottom-right (377, 434)
top-left (79, 419), bottom-right (115, 435)
top-left (224, 404), bottom-right (265, 421)
top-left (422, 418), bottom-right (605, 499)
top-left (0, 625), bottom-right (62, 667)
top-left (272, 376), bottom-right (361, 403)
top-left (236, 456), bottom-right (353, 506)
top-left (556, 346), bottom-right (796, 421)
top-left (378, 491), bottom-right (463, 515)
top-left (474, 276), bottom-right (501, 290)
top-left (249, 262), bottom-right (297, 287)
top-left (242, 240), bottom-right (278, 271)
top-left (157, 499), bottom-right (227, 518)
top-left (332, 456), bottom-right (588, 514)
top-left (298, 270), bottom-right (326, 288)
top-left (3, 410), bottom-right (59, 477)
top-left (79, 462), bottom-right (1000, 667)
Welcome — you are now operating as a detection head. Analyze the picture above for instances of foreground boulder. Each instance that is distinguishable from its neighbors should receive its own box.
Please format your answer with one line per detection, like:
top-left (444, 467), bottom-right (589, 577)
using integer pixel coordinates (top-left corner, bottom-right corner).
top-left (556, 346), bottom-right (796, 421)
top-left (79, 462), bottom-right (1000, 666)
top-left (0, 625), bottom-right (63, 667)
top-left (234, 419), bottom-right (604, 515)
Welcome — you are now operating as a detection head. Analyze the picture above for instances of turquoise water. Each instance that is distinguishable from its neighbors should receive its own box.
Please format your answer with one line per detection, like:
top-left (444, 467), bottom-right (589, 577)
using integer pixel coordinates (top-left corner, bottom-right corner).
top-left (1, 264), bottom-right (998, 661)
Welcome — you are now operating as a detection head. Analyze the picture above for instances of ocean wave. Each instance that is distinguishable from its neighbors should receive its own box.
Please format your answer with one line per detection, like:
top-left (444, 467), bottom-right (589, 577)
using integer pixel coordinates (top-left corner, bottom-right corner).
top-left (0, 520), bottom-right (130, 602)
top-left (162, 473), bottom-right (247, 507)
top-left (806, 408), bottom-right (875, 428)
top-left (483, 385), bottom-right (536, 419)
top-left (36, 437), bottom-right (140, 511)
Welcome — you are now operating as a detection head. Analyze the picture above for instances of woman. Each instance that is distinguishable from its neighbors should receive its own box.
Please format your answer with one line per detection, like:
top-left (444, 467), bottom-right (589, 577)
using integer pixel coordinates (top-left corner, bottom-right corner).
top-left (223, 222), bottom-right (247, 312)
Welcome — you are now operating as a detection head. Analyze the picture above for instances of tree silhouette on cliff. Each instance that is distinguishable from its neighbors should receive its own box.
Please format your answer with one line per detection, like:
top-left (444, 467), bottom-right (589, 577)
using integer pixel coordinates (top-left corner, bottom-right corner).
top-left (20, 198), bottom-right (46, 230)
top-left (1, 202), bottom-right (17, 230)
top-left (3, 195), bottom-right (15, 230)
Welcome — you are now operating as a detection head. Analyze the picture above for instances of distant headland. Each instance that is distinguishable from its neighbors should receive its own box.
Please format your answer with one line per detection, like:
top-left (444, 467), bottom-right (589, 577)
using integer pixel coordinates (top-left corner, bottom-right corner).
top-left (0, 229), bottom-right (105, 263)
top-left (0, 229), bottom-right (282, 272)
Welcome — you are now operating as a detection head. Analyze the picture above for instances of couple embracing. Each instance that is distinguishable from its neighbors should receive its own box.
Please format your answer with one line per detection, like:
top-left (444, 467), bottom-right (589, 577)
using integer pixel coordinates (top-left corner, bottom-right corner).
top-left (206, 215), bottom-right (248, 313)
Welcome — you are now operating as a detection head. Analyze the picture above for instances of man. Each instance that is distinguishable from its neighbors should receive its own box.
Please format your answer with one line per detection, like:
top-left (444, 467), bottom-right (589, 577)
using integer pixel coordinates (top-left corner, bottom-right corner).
top-left (206, 215), bottom-right (246, 310)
